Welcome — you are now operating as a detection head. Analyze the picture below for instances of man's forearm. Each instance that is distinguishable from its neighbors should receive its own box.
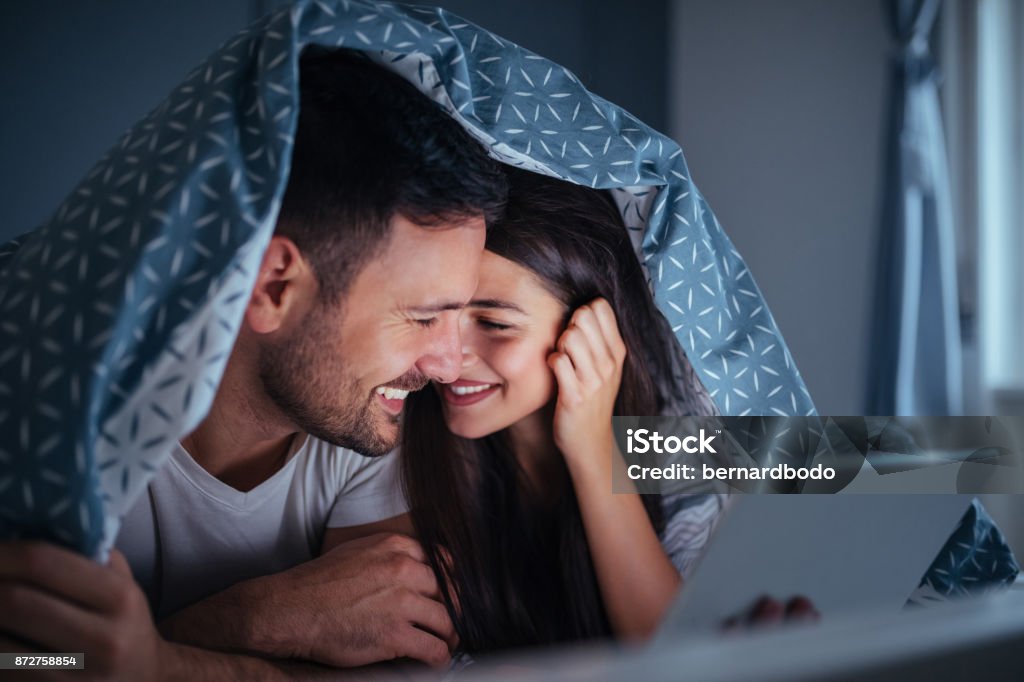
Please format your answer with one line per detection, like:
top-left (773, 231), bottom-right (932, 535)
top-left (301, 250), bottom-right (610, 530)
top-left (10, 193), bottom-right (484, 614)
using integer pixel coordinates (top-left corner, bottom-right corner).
top-left (162, 534), bottom-right (455, 670)
top-left (165, 642), bottom-right (347, 681)
top-left (159, 572), bottom-right (293, 659)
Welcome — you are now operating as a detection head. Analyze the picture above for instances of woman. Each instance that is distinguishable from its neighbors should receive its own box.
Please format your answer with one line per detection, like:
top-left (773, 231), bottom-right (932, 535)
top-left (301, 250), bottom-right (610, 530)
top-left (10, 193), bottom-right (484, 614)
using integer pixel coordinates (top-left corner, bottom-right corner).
top-left (401, 167), bottom-right (719, 654)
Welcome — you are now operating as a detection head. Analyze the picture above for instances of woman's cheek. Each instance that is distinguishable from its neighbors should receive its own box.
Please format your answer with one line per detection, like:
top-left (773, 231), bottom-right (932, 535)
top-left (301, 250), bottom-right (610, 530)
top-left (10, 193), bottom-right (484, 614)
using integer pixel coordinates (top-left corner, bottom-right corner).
top-left (523, 341), bottom-right (559, 405)
top-left (490, 339), bottom-right (549, 402)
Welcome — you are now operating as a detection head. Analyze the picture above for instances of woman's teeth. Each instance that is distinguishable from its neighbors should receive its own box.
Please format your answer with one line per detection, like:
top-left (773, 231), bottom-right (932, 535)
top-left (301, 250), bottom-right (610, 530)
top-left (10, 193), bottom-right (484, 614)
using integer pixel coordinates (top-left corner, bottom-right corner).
top-left (376, 386), bottom-right (410, 400)
top-left (450, 384), bottom-right (496, 396)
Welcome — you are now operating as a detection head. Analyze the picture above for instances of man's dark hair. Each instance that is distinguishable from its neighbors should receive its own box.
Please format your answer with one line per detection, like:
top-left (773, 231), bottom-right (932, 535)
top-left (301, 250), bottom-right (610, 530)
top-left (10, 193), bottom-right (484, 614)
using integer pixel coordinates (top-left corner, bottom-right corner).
top-left (276, 47), bottom-right (508, 301)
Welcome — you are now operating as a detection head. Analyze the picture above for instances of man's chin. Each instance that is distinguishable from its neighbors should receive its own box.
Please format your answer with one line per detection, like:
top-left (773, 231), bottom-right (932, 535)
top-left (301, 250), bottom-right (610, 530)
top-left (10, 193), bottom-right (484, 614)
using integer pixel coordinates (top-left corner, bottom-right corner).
top-left (309, 418), bottom-right (398, 457)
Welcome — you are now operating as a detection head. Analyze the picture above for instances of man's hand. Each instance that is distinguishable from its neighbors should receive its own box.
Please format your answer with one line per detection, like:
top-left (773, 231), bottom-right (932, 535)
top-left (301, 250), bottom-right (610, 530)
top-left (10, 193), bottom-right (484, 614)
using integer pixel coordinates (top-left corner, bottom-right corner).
top-left (263, 532), bottom-right (457, 668)
top-left (162, 532), bottom-right (456, 669)
top-left (0, 541), bottom-right (170, 680)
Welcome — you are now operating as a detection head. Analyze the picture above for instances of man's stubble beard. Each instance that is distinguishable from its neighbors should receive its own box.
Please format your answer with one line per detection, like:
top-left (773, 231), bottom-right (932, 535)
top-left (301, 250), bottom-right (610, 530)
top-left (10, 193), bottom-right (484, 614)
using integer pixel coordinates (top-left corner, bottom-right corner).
top-left (257, 308), bottom-right (397, 457)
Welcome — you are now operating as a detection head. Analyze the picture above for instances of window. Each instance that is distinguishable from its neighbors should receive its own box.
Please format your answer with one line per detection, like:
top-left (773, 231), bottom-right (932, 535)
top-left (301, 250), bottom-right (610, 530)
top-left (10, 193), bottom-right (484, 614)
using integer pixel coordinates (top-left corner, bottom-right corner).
top-left (942, 0), bottom-right (1024, 413)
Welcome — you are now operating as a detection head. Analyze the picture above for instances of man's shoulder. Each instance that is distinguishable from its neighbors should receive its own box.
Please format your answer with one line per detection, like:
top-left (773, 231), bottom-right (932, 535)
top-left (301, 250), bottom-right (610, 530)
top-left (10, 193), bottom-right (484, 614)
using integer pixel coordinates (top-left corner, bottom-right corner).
top-left (297, 436), bottom-right (402, 498)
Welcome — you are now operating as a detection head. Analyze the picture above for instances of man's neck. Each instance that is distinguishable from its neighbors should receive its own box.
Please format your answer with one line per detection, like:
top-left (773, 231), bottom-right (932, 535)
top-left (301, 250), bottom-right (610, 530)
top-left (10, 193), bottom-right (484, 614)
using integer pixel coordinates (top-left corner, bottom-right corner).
top-left (180, 344), bottom-right (299, 492)
top-left (181, 418), bottom-right (298, 494)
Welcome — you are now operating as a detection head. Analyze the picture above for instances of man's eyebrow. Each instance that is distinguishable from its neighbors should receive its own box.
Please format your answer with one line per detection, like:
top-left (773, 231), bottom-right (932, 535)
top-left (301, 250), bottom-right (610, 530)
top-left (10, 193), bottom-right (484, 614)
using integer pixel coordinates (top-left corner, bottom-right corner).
top-left (468, 298), bottom-right (527, 314)
top-left (408, 301), bottom-right (467, 314)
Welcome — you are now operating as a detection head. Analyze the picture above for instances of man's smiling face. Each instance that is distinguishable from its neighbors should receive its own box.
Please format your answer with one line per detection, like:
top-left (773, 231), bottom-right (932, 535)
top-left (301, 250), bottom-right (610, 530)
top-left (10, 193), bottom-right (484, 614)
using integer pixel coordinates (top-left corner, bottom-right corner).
top-left (259, 213), bottom-right (486, 456)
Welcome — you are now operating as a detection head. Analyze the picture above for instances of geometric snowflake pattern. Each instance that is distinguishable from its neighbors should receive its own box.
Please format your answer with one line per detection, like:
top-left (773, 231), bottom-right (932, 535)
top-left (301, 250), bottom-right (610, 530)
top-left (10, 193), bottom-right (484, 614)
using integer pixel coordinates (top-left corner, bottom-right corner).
top-left (912, 500), bottom-right (1019, 599)
top-left (5, 0), bottom-right (1007, 592)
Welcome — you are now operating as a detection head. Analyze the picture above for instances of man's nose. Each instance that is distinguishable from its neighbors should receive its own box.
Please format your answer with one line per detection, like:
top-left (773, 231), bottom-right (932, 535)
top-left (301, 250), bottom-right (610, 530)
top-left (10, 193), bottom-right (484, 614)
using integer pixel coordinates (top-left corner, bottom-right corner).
top-left (416, 318), bottom-right (462, 384)
top-left (459, 315), bottom-right (480, 370)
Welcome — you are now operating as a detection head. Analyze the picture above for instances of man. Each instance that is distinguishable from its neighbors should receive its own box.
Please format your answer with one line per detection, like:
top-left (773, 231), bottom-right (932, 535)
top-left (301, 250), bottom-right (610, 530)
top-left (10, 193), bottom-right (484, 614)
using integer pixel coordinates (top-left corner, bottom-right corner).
top-left (0, 47), bottom-right (507, 678)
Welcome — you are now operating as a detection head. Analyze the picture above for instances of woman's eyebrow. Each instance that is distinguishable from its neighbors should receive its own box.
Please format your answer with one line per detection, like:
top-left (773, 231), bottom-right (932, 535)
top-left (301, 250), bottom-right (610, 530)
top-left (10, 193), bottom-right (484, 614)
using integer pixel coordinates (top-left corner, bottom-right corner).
top-left (468, 298), bottom-right (526, 314)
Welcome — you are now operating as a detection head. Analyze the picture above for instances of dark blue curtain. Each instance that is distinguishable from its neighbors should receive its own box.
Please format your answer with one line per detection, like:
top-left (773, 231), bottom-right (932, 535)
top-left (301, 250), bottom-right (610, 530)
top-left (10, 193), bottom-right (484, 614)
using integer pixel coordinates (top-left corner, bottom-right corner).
top-left (868, 0), bottom-right (963, 415)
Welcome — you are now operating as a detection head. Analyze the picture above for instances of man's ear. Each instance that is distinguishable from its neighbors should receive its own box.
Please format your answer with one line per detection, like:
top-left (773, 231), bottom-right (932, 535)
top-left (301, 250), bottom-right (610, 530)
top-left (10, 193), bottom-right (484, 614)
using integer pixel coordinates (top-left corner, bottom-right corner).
top-left (246, 235), bottom-right (315, 334)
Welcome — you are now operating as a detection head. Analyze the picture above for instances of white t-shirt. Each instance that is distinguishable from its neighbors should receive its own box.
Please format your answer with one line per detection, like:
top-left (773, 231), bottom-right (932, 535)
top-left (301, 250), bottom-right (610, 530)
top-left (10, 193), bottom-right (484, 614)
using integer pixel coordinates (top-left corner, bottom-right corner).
top-left (115, 435), bottom-right (407, 619)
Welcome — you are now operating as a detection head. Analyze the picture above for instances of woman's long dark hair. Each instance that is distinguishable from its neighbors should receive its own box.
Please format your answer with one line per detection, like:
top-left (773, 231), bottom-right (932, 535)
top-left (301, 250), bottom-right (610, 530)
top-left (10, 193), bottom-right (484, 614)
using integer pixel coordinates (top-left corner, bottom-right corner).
top-left (401, 168), bottom-right (682, 654)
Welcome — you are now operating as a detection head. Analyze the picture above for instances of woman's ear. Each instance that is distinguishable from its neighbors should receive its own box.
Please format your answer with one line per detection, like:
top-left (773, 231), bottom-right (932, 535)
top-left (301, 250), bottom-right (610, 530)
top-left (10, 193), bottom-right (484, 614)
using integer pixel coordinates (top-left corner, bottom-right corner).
top-left (245, 235), bottom-right (315, 334)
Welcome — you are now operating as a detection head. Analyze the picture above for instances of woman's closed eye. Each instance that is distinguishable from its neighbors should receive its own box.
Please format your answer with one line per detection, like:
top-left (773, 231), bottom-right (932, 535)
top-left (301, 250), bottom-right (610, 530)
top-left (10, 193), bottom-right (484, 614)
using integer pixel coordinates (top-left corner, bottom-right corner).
top-left (477, 318), bottom-right (512, 331)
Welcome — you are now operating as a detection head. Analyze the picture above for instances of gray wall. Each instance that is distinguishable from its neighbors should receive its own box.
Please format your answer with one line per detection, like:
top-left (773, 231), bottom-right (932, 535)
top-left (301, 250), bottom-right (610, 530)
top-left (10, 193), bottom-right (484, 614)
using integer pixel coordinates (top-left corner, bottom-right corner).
top-left (0, 0), bottom-right (668, 240)
top-left (0, 1), bottom-right (252, 238)
top-left (670, 0), bottom-right (890, 415)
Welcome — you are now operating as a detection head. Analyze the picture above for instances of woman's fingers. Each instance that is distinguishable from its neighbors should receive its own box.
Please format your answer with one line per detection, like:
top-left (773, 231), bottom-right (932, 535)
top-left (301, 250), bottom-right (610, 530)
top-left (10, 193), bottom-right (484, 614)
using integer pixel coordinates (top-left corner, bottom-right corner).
top-left (559, 324), bottom-right (600, 388)
top-left (562, 298), bottom-right (627, 388)
top-left (568, 305), bottom-right (618, 377)
top-left (589, 298), bottom-right (627, 363)
top-left (723, 595), bottom-right (821, 633)
top-left (785, 595), bottom-right (820, 622)
top-left (548, 352), bottom-right (582, 405)
top-left (749, 595), bottom-right (785, 624)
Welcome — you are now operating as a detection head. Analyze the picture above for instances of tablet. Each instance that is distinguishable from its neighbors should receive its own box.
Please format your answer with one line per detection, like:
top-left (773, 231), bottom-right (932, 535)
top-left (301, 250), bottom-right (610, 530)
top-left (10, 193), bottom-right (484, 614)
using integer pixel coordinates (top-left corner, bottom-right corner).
top-left (655, 494), bottom-right (973, 639)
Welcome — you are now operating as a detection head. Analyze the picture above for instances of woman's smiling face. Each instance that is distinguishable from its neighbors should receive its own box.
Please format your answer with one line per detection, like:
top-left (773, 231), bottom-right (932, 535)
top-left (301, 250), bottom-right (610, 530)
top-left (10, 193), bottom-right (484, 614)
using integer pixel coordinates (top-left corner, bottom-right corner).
top-left (437, 250), bottom-right (567, 440)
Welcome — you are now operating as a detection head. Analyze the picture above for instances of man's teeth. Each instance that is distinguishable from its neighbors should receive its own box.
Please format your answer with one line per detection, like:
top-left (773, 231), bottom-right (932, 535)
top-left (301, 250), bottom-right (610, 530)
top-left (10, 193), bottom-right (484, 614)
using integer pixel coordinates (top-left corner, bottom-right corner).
top-left (450, 384), bottom-right (496, 396)
top-left (375, 387), bottom-right (410, 400)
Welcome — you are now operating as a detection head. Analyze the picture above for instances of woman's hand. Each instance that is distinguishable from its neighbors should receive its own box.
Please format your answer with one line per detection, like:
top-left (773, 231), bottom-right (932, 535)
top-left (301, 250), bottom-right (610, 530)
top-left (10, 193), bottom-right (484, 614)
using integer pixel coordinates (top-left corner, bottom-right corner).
top-left (546, 300), bottom-right (683, 640)
top-left (722, 595), bottom-right (821, 633)
top-left (547, 297), bottom-right (627, 465)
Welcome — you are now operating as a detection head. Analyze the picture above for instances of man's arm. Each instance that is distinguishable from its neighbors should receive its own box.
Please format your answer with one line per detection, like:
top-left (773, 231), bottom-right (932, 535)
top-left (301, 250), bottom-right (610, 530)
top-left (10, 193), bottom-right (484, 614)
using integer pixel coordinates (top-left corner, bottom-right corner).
top-left (157, 519), bottom-right (454, 669)
top-left (320, 513), bottom-right (414, 553)
top-left (0, 541), bottom-right (355, 681)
